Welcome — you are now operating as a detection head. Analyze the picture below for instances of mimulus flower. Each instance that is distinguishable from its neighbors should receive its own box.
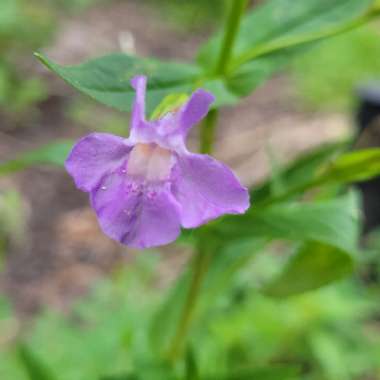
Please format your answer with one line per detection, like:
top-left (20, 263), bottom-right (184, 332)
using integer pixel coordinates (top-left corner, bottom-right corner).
top-left (65, 75), bottom-right (249, 248)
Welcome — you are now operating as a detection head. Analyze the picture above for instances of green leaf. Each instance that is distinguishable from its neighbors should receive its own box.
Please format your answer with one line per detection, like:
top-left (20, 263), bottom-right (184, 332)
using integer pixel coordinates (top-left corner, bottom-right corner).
top-left (254, 147), bottom-right (380, 207)
top-left (225, 50), bottom-right (304, 97)
top-left (150, 93), bottom-right (189, 120)
top-left (215, 192), bottom-right (360, 296)
top-left (17, 344), bottom-right (57, 380)
top-left (198, 0), bottom-right (375, 95)
top-left (200, 0), bottom-right (374, 68)
top-left (153, 192), bottom-right (360, 347)
top-left (0, 140), bottom-right (73, 175)
top-left (318, 147), bottom-right (380, 184)
top-left (35, 53), bottom-right (202, 114)
top-left (201, 79), bottom-right (240, 107)
top-left (263, 242), bottom-right (354, 297)
top-left (252, 142), bottom-right (344, 204)
top-left (215, 192), bottom-right (360, 255)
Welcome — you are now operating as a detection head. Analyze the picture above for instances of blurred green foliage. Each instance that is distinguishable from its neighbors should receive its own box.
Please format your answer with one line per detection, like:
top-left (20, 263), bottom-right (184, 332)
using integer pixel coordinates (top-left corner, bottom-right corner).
top-left (0, 140), bottom-right (73, 176)
top-left (67, 99), bottom-right (132, 136)
top-left (144, 0), bottom-right (227, 31)
top-left (1, 0), bottom-right (380, 379)
top-left (43, 0), bottom-right (103, 13)
top-left (0, 190), bottom-right (24, 269)
top-left (0, 245), bottom-right (379, 380)
top-left (1, 141), bottom-right (380, 379)
top-left (292, 24), bottom-right (380, 111)
top-left (0, 0), bottom-right (102, 126)
top-left (0, 0), bottom-right (52, 120)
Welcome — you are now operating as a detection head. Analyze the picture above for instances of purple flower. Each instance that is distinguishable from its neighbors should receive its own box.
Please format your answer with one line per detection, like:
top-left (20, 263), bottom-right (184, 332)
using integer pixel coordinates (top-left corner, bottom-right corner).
top-left (65, 76), bottom-right (249, 248)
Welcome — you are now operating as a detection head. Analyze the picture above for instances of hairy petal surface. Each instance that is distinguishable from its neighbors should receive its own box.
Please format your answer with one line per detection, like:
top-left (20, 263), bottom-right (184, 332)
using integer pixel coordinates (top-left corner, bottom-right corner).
top-left (65, 133), bottom-right (131, 192)
top-left (173, 153), bottom-right (249, 228)
top-left (91, 172), bottom-right (182, 248)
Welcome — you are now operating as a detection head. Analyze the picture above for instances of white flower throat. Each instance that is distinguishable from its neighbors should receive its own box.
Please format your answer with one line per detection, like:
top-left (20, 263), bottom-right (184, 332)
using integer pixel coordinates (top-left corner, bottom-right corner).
top-left (127, 143), bottom-right (174, 182)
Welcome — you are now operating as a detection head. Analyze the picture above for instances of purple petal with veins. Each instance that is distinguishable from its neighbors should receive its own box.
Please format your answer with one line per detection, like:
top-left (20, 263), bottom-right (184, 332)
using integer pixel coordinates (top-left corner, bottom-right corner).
top-left (65, 75), bottom-right (250, 248)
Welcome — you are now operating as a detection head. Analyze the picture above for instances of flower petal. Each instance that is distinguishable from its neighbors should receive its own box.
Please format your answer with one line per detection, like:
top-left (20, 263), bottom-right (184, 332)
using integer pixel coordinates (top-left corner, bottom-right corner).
top-left (65, 133), bottom-right (131, 192)
top-left (178, 89), bottom-right (215, 135)
top-left (91, 172), bottom-right (181, 248)
top-left (130, 75), bottom-right (147, 130)
top-left (146, 89), bottom-right (215, 153)
top-left (172, 153), bottom-right (249, 228)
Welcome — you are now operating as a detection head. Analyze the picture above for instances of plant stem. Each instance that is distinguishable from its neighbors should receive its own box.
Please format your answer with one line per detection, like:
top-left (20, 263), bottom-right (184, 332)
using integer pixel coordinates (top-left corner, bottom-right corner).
top-left (216, 0), bottom-right (248, 76)
top-left (167, 243), bottom-right (211, 362)
top-left (200, 0), bottom-right (248, 154)
top-left (166, 0), bottom-right (248, 364)
top-left (200, 109), bottom-right (218, 154)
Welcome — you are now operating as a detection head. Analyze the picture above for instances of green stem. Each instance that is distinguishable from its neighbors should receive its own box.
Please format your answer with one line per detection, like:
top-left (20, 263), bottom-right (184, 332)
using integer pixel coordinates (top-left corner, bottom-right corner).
top-left (166, 0), bottom-right (248, 364)
top-left (167, 243), bottom-right (211, 362)
top-left (200, 109), bottom-right (218, 154)
top-left (216, 0), bottom-right (248, 76)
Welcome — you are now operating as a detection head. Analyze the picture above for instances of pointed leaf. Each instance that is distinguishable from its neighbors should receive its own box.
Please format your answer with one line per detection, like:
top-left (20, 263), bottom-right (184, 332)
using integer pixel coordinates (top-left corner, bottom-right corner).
top-left (35, 53), bottom-right (202, 114)
top-left (318, 147), bottom-right (380, 184)
top-left (215, 192), bottom-right (360, 254)
top-left (263, 242), bottom-right (354, 297)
